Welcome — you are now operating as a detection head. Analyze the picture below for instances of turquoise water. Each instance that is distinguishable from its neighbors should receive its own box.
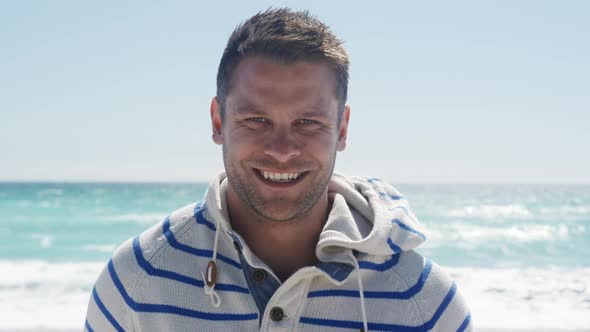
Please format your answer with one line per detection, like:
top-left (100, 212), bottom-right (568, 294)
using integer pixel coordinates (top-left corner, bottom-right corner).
top-left (403, 184), bottom-right (590, 268)
top-left (1, 182), bottom-right (589, 329)
top-left (2, 182), bottom-right (588, 267)
top-left (0, 183), bottom-right (207, 262)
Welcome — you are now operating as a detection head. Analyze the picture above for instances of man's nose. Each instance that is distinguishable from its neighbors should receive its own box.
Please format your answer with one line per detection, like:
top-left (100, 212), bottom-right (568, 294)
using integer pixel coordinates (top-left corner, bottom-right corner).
top-left (263, 127), bottom-right (302, 163)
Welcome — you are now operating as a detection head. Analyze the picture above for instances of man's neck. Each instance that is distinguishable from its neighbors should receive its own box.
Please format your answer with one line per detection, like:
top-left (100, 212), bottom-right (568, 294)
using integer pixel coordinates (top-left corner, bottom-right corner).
top-left (226, 188), bottom-right (330, 282)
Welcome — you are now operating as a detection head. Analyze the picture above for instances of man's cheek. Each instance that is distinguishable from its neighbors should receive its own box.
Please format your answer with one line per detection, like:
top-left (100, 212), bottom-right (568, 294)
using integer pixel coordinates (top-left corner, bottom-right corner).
top-left (307, 136), bottom-right (337, 151)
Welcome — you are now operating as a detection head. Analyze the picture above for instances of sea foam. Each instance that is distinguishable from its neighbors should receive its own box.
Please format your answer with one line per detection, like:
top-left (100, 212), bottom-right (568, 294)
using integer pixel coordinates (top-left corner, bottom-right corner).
top-left (101, 213), bottom-right (166, 224)
top-left (0, 260), bottom-right (103, 330)
top-left (422, 222), bottom-right (572, 248)
top-left (447, 204), bottom-right (534, 219)
top-left (449, 266), bottom-right (590, 330)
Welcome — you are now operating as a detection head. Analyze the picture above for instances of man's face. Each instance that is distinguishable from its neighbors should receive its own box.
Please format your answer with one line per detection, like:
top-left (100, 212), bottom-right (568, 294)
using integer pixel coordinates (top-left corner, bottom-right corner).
top-left (211, 56), bottom-right (350, 222)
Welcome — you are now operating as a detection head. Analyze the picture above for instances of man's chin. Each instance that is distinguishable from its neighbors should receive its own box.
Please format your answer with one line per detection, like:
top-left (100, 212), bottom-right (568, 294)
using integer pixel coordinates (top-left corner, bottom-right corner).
top-left (252, 202), bottom-right (308, 222)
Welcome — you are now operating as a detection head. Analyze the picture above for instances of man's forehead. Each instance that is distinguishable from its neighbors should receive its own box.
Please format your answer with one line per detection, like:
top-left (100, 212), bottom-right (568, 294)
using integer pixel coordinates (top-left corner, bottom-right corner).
top-left (226, 57), bottom-right (338, 107)
top-left (230, 56), bottom-right (336, 87)
top-left (230, 99), bottom-right (335, 118)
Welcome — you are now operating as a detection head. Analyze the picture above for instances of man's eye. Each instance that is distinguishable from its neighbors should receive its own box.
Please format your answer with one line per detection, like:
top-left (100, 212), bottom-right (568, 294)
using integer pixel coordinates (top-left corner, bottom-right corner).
top-left (298, 119), bottom-right (319, 125)
top-left (246, 117), bottom-right (268, 123)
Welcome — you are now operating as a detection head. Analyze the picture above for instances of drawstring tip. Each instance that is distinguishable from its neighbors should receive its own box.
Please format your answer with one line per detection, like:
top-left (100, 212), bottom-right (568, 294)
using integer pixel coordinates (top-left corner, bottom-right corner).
top-left (203, 217), bottom-right (223, 308)
top-left (204, 261), bottom-right (217, 287)
top-left (202, 260), bottom-right (221, 307)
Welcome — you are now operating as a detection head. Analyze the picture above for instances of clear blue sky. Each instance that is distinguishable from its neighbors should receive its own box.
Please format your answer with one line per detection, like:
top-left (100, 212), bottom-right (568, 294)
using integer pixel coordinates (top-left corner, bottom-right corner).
top-left (1, 1), bottom-right (588, 183)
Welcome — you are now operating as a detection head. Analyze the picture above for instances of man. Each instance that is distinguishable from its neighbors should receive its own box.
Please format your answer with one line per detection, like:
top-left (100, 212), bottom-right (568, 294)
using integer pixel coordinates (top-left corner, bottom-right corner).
top-left (85, 8), bottom-right (472, 332)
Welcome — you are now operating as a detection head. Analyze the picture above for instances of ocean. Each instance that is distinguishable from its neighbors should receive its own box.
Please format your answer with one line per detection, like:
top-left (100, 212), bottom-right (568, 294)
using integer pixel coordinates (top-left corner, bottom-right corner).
top-left (1, 182), bottom-right (589, 330)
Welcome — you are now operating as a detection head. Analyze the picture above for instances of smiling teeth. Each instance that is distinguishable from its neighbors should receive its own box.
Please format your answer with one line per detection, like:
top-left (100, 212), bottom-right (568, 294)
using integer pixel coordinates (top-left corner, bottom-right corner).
top-left (261, 171), bottom-right (301, 182)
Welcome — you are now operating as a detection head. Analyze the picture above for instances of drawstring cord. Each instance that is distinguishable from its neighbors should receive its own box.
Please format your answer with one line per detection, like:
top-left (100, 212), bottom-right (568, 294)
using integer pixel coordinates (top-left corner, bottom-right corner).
top-left (349, 252), bottom-right (369, 332)
top-left (201, 222), bottom-right (222, 307)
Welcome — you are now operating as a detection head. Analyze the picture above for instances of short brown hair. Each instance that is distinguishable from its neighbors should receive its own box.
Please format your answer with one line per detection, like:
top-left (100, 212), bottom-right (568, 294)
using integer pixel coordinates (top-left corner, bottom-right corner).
top-left (216, 8), bottom-right (349, 117)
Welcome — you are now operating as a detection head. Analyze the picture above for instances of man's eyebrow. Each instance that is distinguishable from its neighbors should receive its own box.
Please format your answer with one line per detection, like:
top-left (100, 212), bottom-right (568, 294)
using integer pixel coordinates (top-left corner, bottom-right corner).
top-left (299, 106), bottom-right (332, 119)
top-left (234, 105), bottom-right (266, 115)
top-left (299, 110), bottom-right (328, 118)
top-left (234, 104), bottom-right (332, 118)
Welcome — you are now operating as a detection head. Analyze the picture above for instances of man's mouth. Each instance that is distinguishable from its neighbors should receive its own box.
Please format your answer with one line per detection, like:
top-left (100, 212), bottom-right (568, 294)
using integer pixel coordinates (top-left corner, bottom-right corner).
top-left (253, 168), bottom-right (308, 184)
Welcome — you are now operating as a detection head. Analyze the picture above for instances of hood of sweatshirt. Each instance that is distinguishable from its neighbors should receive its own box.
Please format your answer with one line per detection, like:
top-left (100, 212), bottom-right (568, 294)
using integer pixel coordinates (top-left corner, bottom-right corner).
top-left (317, 172), bottom-right (427, 264)
top-left (204, 171), bottom-right (427, 266)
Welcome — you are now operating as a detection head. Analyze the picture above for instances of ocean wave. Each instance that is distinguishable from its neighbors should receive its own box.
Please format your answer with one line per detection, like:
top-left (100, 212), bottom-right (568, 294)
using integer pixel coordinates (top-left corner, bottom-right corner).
top-left (30, 233), bottom-right (53, 248)
top-left (423, 223), bottom-right (573, 248)
top-left (38, 199), bottom-right (62, 208)
top-left (539, 205), bottom-right (590, 216)
top-left (447, 266), bottom-right (590, 329)
top-left (447, 204), bottom-right (534, 219)
top-left (37, 188), bottom-right (64, 196)
top-left (101, 213), bottom-right (166, 224)
top-left (92, 188), bottom-right (106, 196)
top-left (469, 223), bottom-right (569, 242)
top-left (0, 260), bottom-right (103, 330)
top-left (82, 244), bottom-right (117, 253)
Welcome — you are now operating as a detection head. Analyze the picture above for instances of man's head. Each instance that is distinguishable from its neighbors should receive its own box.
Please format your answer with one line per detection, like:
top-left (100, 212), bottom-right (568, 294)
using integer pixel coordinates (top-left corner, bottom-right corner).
top-left (211, 8), bottom-right (351, 222)
top-left (216, 8), bottom-right (349, 120)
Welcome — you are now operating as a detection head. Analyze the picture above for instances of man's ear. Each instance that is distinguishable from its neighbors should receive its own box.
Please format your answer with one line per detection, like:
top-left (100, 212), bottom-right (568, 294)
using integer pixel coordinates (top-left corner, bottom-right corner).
top-left (211, 96), bottom-right (223, 145)
top-left (337, 105), bottom-right (350, 151)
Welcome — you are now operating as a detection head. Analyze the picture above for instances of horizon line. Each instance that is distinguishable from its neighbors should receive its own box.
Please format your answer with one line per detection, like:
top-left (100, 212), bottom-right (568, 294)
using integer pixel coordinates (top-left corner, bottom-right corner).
top-left (1, 179), bottom-right (589, 186)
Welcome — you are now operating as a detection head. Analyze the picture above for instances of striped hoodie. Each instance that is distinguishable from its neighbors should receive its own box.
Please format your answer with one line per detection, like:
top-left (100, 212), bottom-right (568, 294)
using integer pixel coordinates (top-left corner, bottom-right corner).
top-left (85, 172), bottom-right (473, 331)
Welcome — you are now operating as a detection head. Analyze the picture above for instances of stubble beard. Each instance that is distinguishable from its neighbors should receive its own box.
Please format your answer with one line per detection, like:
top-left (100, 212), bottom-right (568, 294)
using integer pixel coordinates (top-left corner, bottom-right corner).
top-left (223, 145), bottom-right (336, 223)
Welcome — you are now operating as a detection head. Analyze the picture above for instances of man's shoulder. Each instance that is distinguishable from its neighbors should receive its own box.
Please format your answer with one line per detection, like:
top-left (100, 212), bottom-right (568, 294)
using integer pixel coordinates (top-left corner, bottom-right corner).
top-left (85, 201), bottom-right (217, 330)
top-left (138, 201), bottom-right (202, 258)
top-left (385, 250), bottom-right (470, 329)
top-left (359, 250), bottom-right (455, 293)
top-left (107, 201), bottom-right (203, 282)
top-left (391, 251), bottom-right (433, 280)
top-left (388, 250), bottom-right (457, 294)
